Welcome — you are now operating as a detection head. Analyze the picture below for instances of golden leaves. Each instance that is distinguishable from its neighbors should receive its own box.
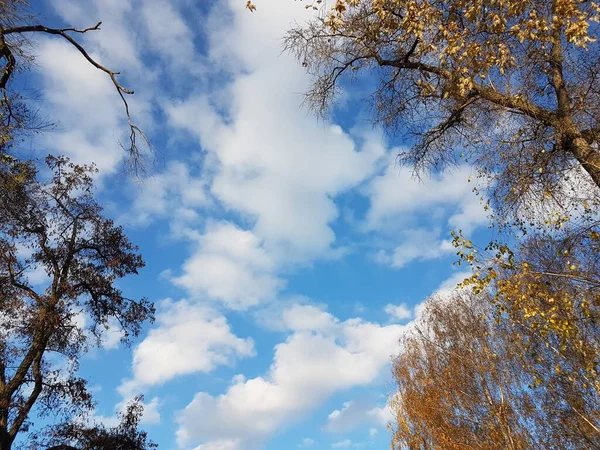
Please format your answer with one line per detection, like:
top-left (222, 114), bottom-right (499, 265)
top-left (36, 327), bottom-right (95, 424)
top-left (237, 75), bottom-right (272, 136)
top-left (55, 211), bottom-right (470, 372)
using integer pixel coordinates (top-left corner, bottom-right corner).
top-left (319, 0), bottom-right (598, 78)
top-left (246, 0), bottom-right (256, 12)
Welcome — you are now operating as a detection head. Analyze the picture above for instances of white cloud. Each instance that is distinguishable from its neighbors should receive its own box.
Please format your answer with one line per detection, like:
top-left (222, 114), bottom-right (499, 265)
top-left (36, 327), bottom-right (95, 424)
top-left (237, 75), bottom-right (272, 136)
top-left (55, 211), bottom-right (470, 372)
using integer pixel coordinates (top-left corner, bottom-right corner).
top-left (176, 304), bottom-right (404, 450)
top-left (374, 228), bottom-right (454, 269)
top-left (367, 404), bottom-right (394, 427)
top-left (282, 304), bottom-right (338, 333)
top-left (120, 299), bottom-right (255, 395)
top-left (50, 0), bottom-right (142, 70)
top-left (384, 303), bottom-right (412, 322)
top-left (366, 165), bottom-right (485, 232)
top-left (172, 222), bottom-right (284, 309)
top-left (326, 401), bottom-right (368, 433)
top-left (126, 161), bottom-right (210, 226)
top-left (364, 164), bottom-right (486, 270)
top-left (140, 0), bottom-right (197, 69)
top-left (435, 270), bottom-right (473, 296)
top-left (100, 318), bottom-right (123, 350)
top-left (164, 0), bottom-right (389, 266)
top-left (192, 440), bottom-right (241, 450)
top-left (332, 439), bottom-right (353, 448)
top-left (364, 165), bottom-right (489, 269)
top-left (299, 437), bottom-right (316, 448)
top-left (325, 400), bottom-right (392, 433)
top-left (368, 428), bottom-right (378, 437)
top-left (33, 39), bottom-right (125, 174)
top-left (30, 0), bottom-right (158, 183)
top-left (166, 94), bottom-right (387, 264)
top-left (140, 396), bottom-right (161, 425)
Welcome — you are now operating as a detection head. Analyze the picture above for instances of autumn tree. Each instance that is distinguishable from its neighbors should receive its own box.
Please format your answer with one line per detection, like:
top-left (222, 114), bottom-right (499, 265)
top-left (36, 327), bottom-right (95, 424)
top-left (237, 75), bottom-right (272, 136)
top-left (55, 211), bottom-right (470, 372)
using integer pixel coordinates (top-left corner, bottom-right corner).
top-left (392, 284), bottom-right (600, 450)
top-left (0, 0), bottom-right (148, 171)
top-left (490, 223), bottom-right (600, 446)
top-left (286, 0), bottom-right (600, 215)
top-left (393, 290), bottom-right (541, 450)
top-left (495, 234), bottom-right (600, 446)
top-left (0, 155), bottom-right (155, 450)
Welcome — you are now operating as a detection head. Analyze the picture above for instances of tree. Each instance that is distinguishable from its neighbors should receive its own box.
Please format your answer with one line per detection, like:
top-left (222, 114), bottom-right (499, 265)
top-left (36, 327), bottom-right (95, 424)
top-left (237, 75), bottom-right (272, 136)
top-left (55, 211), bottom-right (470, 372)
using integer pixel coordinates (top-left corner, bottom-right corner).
top-left (0, 0), bottom-right (149, 172)
top-left (0, 155), bottom-right (155, 450)
top-left (492, 226), bottom-right (600, 446)
top-left (286, 0), bottom-right (600, 215)
top-left (391, 284), bottom-right (600, 450)
top-left (392, 290), bottom-right (542, 450)
top-left (442, 214), bottom-right (600, 448)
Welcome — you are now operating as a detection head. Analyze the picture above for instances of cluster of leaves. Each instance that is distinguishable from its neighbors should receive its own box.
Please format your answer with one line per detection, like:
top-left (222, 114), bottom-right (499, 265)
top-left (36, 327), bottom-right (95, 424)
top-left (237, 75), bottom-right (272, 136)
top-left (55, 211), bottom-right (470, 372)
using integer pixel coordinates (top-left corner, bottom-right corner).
top-left (31, 396), bottom-right (157, 450)
top-left (400, 209), bottom-right (599, 449)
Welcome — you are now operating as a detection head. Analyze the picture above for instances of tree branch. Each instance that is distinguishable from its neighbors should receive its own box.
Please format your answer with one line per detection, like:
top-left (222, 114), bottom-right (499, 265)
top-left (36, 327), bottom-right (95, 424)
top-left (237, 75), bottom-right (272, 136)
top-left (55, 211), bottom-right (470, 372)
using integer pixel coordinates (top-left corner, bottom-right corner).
top-left (549, 1), bottom-right (572, 119)
top-left (8, 349), bottom-right (43, 441)
top-left (2, 22), bottom-right (147, 167)
top-left (371, 54), bottom-right (557, 126)
top-left (4, 249), bottom-right (42, 303)
top-left (0, 32), bottom-right (16, 91)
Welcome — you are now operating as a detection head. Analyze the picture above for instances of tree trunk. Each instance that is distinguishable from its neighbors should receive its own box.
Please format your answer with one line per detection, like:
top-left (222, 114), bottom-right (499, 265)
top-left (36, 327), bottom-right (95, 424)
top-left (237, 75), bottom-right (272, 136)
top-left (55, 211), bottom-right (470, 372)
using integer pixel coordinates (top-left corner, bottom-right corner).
top-left (0, 433), bottom-right (12, 450)
top-left (569, 137), bottom-right (600, 189)
top-left (0, 402), bottom-right (12, 450)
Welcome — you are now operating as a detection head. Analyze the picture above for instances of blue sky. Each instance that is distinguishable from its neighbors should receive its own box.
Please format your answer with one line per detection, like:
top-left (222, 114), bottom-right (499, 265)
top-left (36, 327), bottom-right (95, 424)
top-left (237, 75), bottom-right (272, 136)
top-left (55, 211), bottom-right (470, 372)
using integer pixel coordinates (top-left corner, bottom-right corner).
top-left (22, 1), bottom-right (490, 449)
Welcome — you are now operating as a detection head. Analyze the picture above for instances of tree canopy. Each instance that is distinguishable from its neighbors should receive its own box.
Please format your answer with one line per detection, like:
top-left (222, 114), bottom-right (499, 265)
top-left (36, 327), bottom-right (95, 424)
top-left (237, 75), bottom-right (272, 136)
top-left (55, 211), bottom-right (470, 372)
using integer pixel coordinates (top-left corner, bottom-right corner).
top-left (286, 0), bottom-right (600, 216)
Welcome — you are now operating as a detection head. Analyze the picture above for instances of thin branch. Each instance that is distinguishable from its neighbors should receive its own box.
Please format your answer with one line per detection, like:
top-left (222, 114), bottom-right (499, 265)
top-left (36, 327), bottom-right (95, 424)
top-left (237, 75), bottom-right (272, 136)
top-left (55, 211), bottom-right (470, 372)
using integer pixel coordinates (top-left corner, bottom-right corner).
top-left (2, 22), bottom-right (146, 166)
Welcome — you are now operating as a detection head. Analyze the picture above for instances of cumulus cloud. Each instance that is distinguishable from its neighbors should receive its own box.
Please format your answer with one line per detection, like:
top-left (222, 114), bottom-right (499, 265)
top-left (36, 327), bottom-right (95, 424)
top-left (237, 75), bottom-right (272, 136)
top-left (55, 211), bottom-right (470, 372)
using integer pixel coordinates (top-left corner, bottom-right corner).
top-left (384, 303), bottom-right (413, 322)
top-left (33, 39), bottom-right (126, 174)
top-left (171, 222), bottom-right (284, 309)
top-left (176, 304), bottom-right (404, 449)
top-left (367, 404), bottom-right (394, 427)
top-left (120, 299), bottom-right (255, 395)
top-left (164, 0), bottom-right (389, 267)
top-left (140, 0), bottom-right (198, 69)
top-left (33, 0), bottom-right (157, 176)
top-left (374, 228), bottom-right (455, 268)
top-left (365, 164), bottom-right (487, 268)
top-left (325, 399), bottom-right (393, 433)
top-left (365, 165), bottom-right (486, 232)
top-left (126, 161), bottom-right (210, 226)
